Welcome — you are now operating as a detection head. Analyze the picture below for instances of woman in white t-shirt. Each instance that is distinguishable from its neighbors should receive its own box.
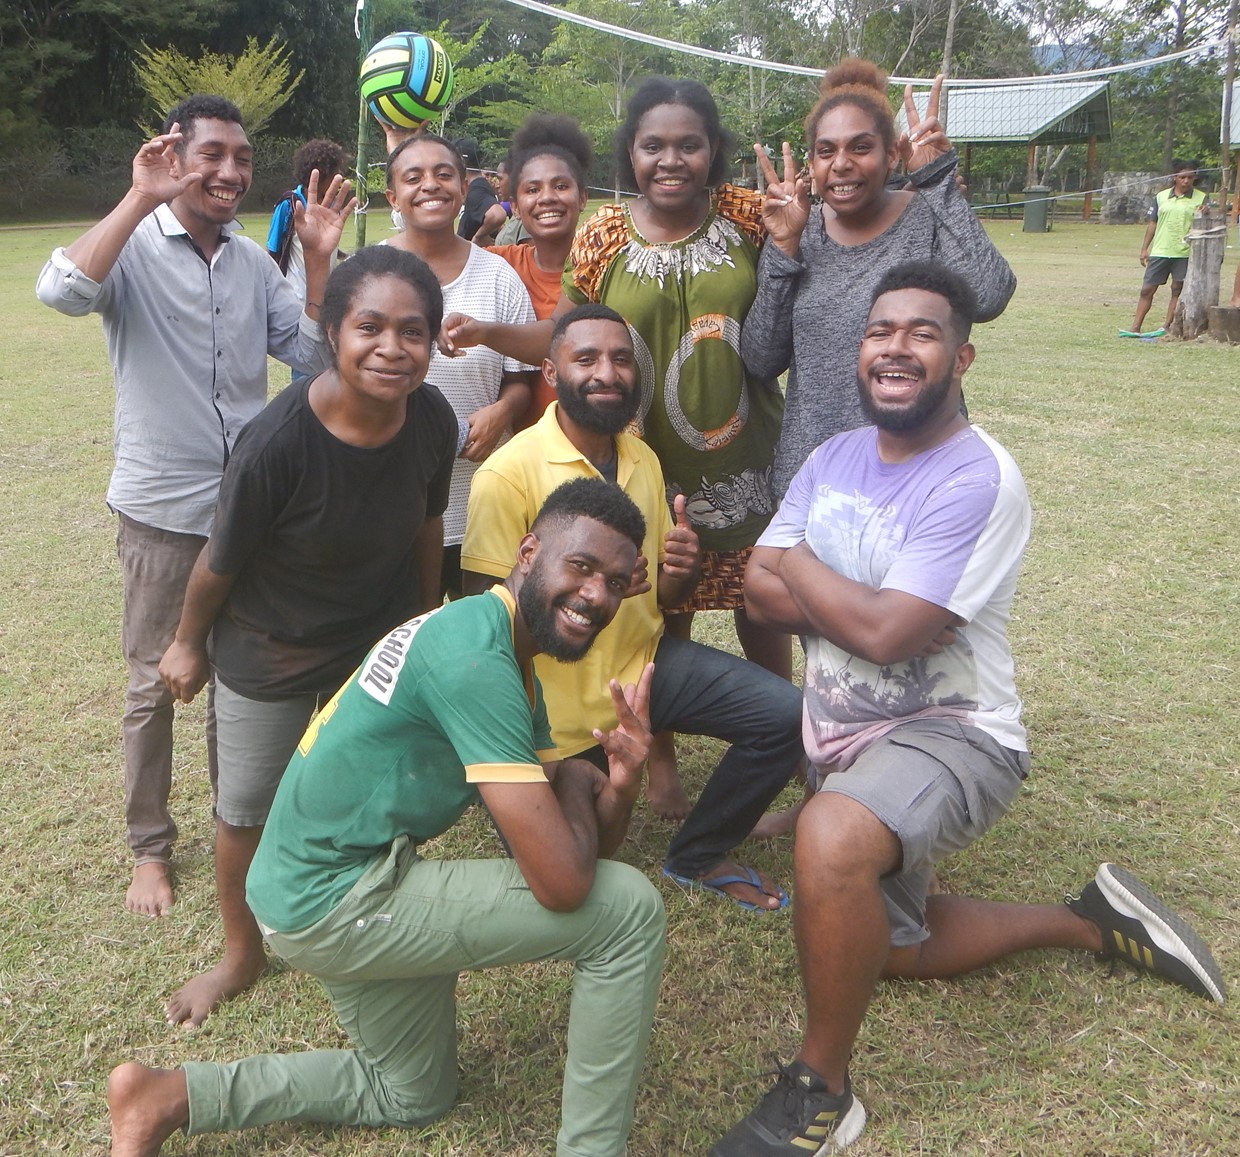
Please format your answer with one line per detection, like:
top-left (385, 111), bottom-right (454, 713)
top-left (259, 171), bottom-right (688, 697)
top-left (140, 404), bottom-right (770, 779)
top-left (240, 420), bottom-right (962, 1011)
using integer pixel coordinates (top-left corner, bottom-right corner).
top-left (383, 134), bottom-right (538, 596)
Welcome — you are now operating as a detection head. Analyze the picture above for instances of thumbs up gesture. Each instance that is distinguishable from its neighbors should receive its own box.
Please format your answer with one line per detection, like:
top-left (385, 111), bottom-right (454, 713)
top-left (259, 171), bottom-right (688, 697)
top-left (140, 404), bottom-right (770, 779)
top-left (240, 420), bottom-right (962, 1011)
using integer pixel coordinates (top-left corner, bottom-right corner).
top-left (662, 494), bottom-right (702, 585)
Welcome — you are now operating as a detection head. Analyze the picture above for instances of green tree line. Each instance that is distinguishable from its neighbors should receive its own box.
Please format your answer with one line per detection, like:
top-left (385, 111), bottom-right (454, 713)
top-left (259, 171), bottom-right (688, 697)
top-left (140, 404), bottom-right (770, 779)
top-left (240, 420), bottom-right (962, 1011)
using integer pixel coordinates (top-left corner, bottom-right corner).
top-left (0, 0), bottom-right (1231, 216)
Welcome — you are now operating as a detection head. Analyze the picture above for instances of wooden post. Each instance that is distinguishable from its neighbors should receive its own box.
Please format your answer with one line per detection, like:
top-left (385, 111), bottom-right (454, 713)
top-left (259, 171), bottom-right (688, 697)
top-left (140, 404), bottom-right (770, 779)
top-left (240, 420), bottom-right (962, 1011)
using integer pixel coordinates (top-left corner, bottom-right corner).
top-left (1168, 210), bottom-right (1227, 339)
top-left (1082, 135), bottom-right (1096, 220)
top-left (1026, 142), bottom-right (1037, 189)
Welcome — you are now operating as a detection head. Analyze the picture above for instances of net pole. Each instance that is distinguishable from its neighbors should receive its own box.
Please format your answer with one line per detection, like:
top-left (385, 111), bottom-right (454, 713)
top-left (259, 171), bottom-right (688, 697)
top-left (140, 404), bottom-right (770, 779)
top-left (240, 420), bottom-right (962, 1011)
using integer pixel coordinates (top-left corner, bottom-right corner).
top-left (1221, 0), bottom-right (1237, 211)
top-left (353, 0), bottom-right (373, 248)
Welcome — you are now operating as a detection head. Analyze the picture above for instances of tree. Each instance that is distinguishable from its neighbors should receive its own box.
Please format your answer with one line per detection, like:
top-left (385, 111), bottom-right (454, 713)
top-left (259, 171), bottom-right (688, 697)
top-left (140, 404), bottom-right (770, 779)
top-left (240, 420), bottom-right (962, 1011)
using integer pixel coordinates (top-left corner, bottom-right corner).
top-left (133, 37), bottom-right (304, 134)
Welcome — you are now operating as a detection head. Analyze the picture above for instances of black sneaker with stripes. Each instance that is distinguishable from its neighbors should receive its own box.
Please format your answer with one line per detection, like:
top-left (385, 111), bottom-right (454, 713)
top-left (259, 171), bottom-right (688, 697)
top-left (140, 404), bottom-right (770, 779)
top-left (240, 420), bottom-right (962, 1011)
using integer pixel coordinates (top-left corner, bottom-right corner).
top-left (711, 1059), bottom-right (866, 1156)
top-left (1066, 862), bottom-right (1226, 1004)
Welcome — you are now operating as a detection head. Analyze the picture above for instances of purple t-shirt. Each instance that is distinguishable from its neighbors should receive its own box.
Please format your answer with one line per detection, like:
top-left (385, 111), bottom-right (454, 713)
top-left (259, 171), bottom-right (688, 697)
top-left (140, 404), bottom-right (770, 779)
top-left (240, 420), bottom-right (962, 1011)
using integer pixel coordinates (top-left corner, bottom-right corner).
top-left (758, 424), bottom-right (1031, 776)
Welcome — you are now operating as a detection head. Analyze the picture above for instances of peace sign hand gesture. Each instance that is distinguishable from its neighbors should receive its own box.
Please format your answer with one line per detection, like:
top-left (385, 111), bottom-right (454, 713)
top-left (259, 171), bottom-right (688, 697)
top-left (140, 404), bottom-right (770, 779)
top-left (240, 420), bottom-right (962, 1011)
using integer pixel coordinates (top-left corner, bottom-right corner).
top-left (753, 141), bottom-right (811, 257)
top-left (898, 74), bottom-right (953, 175)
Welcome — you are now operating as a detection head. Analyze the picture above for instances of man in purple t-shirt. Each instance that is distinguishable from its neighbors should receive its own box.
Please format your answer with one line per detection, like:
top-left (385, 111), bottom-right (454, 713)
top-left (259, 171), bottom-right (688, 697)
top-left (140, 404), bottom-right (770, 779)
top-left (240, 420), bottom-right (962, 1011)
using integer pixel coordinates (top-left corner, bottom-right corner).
top-left (712, 262), bottom-right (1225, 1157)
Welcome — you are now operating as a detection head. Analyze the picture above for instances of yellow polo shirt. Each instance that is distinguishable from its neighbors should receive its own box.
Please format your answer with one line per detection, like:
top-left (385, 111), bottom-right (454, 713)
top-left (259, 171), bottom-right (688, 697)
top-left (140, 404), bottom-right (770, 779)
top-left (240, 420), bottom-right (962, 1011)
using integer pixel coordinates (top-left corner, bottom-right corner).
top-left (462, 402), bottom-right (671, 757)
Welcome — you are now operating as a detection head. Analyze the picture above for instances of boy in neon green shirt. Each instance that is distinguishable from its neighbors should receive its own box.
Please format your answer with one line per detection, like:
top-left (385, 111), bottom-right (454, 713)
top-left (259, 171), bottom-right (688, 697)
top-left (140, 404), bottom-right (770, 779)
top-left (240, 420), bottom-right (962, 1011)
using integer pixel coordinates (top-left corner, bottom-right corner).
top-left (1124, 160), bottom-right (1207, 337)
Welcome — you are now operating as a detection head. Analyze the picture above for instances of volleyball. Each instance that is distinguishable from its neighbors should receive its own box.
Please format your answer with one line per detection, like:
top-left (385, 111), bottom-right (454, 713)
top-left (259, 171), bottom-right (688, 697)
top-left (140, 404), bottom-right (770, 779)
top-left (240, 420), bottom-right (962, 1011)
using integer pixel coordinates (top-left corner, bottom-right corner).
top-left (360, 32), bottom-right (455, 129)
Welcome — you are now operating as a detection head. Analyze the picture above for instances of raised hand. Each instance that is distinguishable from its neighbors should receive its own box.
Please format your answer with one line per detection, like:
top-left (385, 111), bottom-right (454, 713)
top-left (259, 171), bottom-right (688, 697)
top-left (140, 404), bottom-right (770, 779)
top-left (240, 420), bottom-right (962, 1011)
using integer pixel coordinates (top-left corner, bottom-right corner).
top-left (753, 141), bottom-right (810, 255)
top-left (662, 494), bottom-right (701, 581)
top-left (294, 168), bottom-right (358, 258)
top-left (131, 124), bottom-right (201, 206)
top-left (899, 75), bottom-right (953, 175)
top-left (624, 553), bottom-right (652, 598)
top-left (593, 663), bottom-right (655, 801)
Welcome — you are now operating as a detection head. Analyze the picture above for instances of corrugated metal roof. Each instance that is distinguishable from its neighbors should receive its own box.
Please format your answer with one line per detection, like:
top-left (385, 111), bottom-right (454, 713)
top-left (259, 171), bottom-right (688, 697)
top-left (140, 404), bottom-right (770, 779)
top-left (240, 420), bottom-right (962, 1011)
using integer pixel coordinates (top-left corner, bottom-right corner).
top-left (901, 79), bottom-right (1111, 145)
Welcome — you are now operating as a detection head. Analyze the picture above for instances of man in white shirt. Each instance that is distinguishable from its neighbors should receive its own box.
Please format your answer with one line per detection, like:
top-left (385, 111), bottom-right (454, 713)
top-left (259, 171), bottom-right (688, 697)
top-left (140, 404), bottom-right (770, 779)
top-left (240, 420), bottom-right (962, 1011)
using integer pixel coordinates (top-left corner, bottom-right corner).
top-left (34, 95), bottom-right (354, 934)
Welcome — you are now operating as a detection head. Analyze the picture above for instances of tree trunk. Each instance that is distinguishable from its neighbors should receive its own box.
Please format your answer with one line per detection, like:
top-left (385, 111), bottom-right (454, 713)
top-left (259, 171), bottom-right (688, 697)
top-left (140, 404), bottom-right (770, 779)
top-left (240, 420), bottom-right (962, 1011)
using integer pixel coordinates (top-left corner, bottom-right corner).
top-left (1208, 305), bottom-right (1240, 343)
top-left (1168, 210), bottom-right (1226, 339)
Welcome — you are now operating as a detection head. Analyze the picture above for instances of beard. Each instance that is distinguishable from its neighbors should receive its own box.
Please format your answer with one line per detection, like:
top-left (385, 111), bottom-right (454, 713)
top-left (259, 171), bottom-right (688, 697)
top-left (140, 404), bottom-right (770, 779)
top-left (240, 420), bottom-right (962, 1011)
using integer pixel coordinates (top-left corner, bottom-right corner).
top-left (857, 364), bottom-right (954, 432)
top-left (517, 558), bottom-right (604, 662)
top-left (556, 378), bottom-right (639, 435)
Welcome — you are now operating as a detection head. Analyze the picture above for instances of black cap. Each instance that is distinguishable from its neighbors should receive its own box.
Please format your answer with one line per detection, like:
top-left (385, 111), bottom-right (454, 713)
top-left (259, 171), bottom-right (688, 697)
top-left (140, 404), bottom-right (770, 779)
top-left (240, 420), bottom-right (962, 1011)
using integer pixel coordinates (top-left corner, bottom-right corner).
top-left (453, 137), bottom-right (482, 169)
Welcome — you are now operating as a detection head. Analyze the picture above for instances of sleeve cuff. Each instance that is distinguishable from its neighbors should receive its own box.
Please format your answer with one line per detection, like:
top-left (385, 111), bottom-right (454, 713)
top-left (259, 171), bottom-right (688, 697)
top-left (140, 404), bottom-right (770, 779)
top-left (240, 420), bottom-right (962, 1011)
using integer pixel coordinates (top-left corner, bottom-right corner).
top-left (907, 149), bottom-right (959, 190)
top-left (464, 762), bottom-right (548, 784)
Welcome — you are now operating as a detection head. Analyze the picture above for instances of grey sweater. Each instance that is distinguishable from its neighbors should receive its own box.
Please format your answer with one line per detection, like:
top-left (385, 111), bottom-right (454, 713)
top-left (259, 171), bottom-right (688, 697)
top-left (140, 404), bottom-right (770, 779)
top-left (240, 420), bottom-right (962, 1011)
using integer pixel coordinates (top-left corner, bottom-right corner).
top-left (740, 153), bottom-right (1016, 495)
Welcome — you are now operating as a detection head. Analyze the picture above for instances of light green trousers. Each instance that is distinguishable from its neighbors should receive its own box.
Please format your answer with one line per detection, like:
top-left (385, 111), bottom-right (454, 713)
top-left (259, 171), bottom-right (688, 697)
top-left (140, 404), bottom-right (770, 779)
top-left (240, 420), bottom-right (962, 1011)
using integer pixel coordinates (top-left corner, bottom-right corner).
top-left (184, 837), bottom-right (666, 1157)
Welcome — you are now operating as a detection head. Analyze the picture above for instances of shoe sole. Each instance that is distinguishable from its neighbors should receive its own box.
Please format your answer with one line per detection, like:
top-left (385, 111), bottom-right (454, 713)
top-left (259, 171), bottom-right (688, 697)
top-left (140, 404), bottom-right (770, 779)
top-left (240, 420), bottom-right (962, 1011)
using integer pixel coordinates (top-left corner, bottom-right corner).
top-left (815, 1095), bottom-right (867, 1153)
top-left (1096, 863), bottom-right (1226, 1004)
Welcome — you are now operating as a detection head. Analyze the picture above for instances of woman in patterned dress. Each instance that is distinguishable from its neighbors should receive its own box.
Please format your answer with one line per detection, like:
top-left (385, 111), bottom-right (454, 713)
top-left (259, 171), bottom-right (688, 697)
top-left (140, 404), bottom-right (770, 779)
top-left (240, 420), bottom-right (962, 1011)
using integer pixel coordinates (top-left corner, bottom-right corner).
top-left (561, 78), bottom-right (791, 820)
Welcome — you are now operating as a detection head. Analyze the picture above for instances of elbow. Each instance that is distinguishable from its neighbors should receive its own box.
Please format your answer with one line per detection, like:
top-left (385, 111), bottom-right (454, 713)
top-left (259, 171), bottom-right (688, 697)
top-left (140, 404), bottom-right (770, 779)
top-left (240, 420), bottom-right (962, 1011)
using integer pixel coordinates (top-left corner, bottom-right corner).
top-left (531, 875), bottom-right (593, 913)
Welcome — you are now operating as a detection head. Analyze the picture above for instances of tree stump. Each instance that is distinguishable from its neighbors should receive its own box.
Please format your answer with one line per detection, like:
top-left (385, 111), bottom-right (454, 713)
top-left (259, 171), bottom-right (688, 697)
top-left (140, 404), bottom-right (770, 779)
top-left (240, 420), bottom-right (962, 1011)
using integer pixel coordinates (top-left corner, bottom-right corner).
top-left (1208, 306), bottom-right (1240, 343)
top-left (1169, 211), bottom-right (1227, 340)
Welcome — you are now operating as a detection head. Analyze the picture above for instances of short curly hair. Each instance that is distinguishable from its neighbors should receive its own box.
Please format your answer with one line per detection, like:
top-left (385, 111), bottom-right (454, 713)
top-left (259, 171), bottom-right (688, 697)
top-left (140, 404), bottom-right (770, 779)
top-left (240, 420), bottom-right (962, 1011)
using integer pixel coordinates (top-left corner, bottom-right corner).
top-left (532, 478), bottom-right (646, 554)
top-left (870, 260), bottom-right (978, 341)
top-left (161, 95), bottom-right (245, 155)
top-left (292, 139), bottom-right (350, 189)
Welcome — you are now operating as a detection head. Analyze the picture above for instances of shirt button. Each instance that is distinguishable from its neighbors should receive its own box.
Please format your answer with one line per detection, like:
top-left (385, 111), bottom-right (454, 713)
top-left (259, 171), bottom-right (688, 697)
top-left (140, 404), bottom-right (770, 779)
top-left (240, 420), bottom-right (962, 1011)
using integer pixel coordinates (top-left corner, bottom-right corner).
top-left (215, 307), bottom-right (221, 314)
top-left (217, 349), bottom-right (223, 357)
top-left (215, 392), bottom-right (221, 399)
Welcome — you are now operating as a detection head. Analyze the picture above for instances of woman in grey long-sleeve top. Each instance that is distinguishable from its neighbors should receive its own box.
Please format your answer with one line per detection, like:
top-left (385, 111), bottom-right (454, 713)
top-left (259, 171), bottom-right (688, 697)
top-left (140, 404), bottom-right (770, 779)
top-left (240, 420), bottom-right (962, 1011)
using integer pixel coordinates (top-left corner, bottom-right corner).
top-left (742, 59), bottom-right (1016, 496)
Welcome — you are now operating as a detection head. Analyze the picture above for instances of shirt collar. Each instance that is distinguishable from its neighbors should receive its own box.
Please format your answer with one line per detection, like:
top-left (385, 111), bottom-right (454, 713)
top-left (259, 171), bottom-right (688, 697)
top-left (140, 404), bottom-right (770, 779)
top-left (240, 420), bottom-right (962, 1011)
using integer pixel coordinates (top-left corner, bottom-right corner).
top-left (153, 201), bottom-right (240, 242)
top-left (535, 401), bottom-right (638, 472)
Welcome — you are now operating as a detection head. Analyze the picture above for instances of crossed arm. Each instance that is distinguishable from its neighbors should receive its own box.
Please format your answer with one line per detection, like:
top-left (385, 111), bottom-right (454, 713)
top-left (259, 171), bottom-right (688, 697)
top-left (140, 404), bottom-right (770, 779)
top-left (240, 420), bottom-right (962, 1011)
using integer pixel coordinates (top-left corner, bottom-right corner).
top-left (745, 543), bottom-right (958, 667)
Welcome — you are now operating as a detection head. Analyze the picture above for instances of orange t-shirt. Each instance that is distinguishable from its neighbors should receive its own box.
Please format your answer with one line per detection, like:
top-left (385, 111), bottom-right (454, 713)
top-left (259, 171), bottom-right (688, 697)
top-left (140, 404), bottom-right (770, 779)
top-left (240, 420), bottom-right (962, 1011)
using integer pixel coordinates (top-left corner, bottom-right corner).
top-left (491, 244), bottom-right (565, 429)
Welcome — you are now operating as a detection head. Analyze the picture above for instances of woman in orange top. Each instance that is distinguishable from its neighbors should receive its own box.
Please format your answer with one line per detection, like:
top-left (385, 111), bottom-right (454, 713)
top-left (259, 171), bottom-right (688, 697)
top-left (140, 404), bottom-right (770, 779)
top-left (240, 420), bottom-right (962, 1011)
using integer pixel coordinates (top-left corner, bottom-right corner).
top-left (489, 115), bottom-right (593, 428)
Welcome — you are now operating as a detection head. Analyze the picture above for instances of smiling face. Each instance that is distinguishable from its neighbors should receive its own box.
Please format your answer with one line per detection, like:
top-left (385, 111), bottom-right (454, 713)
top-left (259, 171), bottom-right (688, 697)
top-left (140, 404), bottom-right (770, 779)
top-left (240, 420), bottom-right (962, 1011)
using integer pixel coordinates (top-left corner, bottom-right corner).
top-left (512, 153), bottom-right (588, 246)
top-left (809, 102), bottom-right (900, 218)
top-left (328, 273), bottom-right (433, 407)
top-left (169, 117), bottom-right (253, 233)
top-left (548, 317), bottom-right (639, 435)
top-left (385, 139), bottom-right (467, 234)
top-left (857, 287), bottom-right (974, 433)
top-left (629, 102), bottom-right (716, 216)
top-left (517, 517), bottom-right (635, 661)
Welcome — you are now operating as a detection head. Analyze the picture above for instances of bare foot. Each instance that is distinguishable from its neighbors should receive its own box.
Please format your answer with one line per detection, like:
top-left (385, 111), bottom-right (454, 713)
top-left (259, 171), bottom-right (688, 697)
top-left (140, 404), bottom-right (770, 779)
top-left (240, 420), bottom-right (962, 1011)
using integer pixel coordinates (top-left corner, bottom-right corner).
top-left (698, 861), bottom-right (787, 911)
top-left (108, 1062), bottom-right (189, 1156)
top-left (748, 800), bottom-right (807, 841)
top-left (646, 731), bottom-right (691, 821)
top-left (126, 863), bottom-right (174, 918)
top-left (165, 951), bottom-right (266, 1027)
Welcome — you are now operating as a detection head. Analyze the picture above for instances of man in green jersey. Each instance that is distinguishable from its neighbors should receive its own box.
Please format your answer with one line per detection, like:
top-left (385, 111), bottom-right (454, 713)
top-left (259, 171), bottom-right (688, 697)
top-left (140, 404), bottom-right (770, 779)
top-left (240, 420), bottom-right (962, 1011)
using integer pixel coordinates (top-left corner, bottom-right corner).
top-left (1124, 159), bottom-right (1208, 338)
top-left (105, 478), bottom-right (665, 1157)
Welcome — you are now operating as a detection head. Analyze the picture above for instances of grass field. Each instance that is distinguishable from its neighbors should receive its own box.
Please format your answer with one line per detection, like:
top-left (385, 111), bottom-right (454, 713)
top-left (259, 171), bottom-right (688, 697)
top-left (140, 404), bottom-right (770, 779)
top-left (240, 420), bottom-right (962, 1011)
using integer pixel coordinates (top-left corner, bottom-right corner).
top-left (2, 213), bottom-right (1238, 1156)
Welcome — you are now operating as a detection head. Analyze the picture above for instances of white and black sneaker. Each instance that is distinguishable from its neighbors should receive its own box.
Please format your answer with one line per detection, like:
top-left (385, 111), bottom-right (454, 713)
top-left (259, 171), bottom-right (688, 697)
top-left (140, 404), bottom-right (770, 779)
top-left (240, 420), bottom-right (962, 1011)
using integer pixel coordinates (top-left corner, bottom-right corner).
top-left (1066, 863), bottom-right (1226, 1004)
top-left (711, 1060), bottom-right (866, 1156)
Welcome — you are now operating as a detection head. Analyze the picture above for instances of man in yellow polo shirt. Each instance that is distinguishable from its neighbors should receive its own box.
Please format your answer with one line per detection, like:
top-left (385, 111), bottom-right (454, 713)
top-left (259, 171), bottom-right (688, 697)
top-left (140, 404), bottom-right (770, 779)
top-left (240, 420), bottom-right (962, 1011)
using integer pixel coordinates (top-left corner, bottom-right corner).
top-left (463, 304), bottom-right (801, 911)
top-left (1124, 159), bottom-right (1208, 338)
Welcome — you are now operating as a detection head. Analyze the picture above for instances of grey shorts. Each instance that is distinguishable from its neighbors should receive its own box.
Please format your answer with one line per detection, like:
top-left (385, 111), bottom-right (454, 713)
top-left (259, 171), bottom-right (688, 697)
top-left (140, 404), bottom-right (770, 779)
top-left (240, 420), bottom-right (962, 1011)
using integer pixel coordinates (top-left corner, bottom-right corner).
top-left (817, 717), bottom-right (1029, 948)
top-left (1143, 255), bottom-right (1188, 288)
top-left (214, 679), bottom-right (319, 827)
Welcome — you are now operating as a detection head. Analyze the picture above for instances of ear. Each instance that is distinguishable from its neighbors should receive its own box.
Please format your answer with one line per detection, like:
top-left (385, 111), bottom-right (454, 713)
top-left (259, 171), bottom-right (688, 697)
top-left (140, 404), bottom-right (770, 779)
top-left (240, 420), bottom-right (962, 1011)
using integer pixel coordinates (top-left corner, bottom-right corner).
top-left (541, 358), bottom-right (557, 394)
top-left (515, 531), bottom-right (540, 574)
top-left (385, 187), bottom-right (398, 210)
top-left (953, 341), bottom-right (976, 380)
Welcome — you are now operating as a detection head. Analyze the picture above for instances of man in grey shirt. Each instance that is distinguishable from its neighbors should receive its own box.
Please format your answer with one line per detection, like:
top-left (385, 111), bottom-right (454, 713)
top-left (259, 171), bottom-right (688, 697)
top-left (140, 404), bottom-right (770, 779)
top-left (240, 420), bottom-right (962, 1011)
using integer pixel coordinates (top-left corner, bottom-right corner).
top-left (34, 95), bottom-right (354, 937)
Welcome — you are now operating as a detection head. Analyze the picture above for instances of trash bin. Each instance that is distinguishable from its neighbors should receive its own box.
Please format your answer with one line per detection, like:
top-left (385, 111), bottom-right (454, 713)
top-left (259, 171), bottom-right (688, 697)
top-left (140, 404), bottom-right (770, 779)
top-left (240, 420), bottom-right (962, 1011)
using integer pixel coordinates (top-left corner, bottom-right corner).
top-left (1022, 186), bottom-right (1052, 233)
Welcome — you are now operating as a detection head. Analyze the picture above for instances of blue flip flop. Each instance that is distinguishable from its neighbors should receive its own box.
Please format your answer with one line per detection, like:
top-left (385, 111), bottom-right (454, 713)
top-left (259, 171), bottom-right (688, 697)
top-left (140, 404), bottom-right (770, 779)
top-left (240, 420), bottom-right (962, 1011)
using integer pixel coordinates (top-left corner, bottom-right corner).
top-left (662, 865), bottom-right (788, 912)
